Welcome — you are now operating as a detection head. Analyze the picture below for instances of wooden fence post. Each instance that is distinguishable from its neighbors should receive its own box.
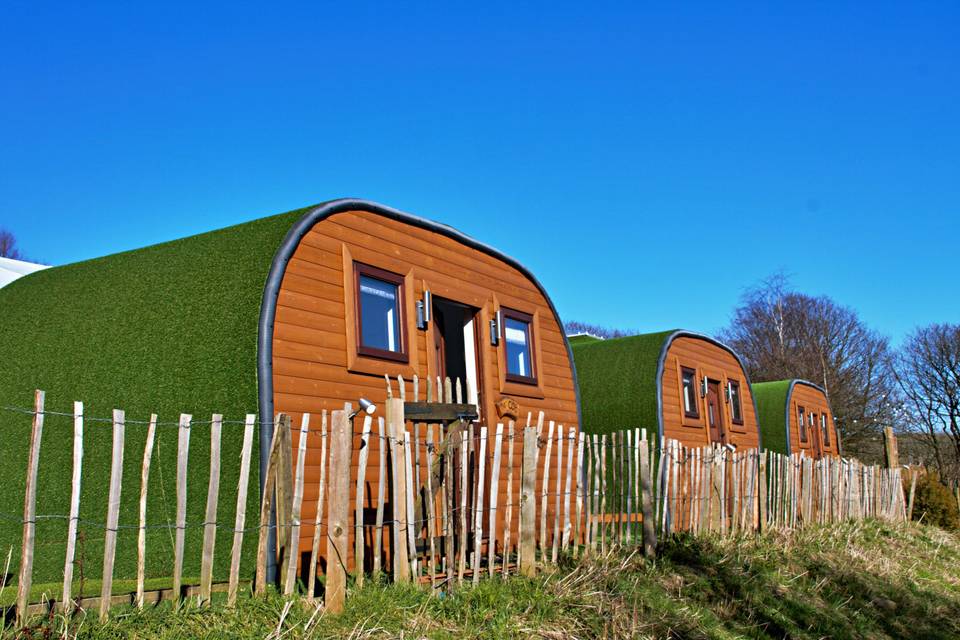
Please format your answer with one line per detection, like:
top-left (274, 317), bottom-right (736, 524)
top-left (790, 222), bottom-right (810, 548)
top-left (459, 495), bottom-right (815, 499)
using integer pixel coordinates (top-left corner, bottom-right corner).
top-left (472, 426), bottom-right (487, 583)
top-left (172, 413), bottom-right (192, 600)
top-left (388, 398), bottom-right (410, 583)
top-left (572, 432), bottom-right (585, 558)
top-left (135, 413), bottom-right (157, 609)
top-left (503, 421), bottom-right (516, 577)
top-left (372, 416), bottom-right (386, 578)
top-left (458, 427), bottom-right (469, 584)
top-left (639, 433), bottom-right (656, 558)
top-left (100, 409), bottom-right (125, 620)
top-left (488, 424), bottom-right (503, 577)
top-left (562, 427), bottom-right (575, 552)
top-left (199, 414), bottom-right (223, 604)
top-left (227, 414), bottom-right (256, 607)
top-left (62, 401), bottom-right (85, 612)
top-left (883, 427), bottom-right (899, 469)
top-left (255, 415), bottom-right (284, 595)
top-left (283, 413), bottom-right (310, 595)
top-left (539, 422), bottom-right (555, 559)
top-left (325, 408), bottom-right (352, 613)
top-left (16, 390), bottom-right (44, 627)
top-left (355, 414), bottom-right (373, 587)
top-left (274, 416), bottom-right (294, 577)
top-left (403, 430), bottom-right (417, 579)
top-left (519, 425), bottom-right (538, 577)
top-left (306, 411), bottom-right (329, 602)
top-left (551, 425), bottom-right (563, 563)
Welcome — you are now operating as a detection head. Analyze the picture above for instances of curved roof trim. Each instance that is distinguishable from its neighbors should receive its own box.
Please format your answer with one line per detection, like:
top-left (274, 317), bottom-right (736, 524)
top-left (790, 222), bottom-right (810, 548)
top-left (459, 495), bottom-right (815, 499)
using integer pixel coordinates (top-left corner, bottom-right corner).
top-left (780, 378), bottom-right (837, 457)
top-left (256, 197), bottom-right (581, 431)
top-left (652, 330), bottom-right (763, 450)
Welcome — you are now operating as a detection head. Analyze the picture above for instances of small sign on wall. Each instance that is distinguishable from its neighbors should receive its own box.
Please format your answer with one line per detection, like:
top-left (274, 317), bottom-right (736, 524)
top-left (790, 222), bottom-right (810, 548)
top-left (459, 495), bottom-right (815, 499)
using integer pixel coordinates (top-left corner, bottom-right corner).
top-left (495, 397), bottom-right (519, 421)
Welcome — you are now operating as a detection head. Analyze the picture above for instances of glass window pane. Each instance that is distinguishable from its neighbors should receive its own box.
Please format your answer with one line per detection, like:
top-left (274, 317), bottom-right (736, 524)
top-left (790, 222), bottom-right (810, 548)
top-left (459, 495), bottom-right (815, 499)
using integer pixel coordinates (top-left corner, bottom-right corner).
top-left (822, 414), bottom-right (830, 445)
top-left (682, 369), bottom-right (698, 417)
top-left (504, 317), bottom-right (531, 377)
top-left (729, 382), bottom-right (742, 422)
top-left (359, 275), bottom-right (401, 353)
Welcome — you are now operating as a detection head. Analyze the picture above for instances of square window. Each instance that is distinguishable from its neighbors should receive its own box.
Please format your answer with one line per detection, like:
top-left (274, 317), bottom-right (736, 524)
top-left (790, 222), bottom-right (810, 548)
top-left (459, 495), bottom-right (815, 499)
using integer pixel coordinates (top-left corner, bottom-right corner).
top-left (798, 406), bottom-right (808, 442)
top-left (681, 367), bottom-right (700, 419)
top-left (355, 263), bottom-right (407, 362)
top-left (501, 308), bottom-right (537, 384)
top-left (728, 380), bottom-right (743, 425)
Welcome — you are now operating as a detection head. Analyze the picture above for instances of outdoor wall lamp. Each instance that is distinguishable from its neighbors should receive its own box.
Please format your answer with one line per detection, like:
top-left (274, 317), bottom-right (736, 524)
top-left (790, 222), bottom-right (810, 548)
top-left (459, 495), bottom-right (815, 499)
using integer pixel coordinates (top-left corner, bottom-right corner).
top-left (417, 290), bottom-right (432, 329)
top-left (349, 398), bottom-right (377, 420)
top-left (490, 312), bottom-right (500, 346)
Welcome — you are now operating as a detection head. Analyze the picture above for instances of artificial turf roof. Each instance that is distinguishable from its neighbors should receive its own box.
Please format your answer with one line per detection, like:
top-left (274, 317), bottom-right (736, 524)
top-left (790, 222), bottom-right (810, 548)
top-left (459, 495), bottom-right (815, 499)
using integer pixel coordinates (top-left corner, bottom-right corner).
top-left (0, 204), bottom-right (311, 585)
top-left (750, 380), bottom-right (794, 456)
top-left (570, 330), bottom-right (678, 436)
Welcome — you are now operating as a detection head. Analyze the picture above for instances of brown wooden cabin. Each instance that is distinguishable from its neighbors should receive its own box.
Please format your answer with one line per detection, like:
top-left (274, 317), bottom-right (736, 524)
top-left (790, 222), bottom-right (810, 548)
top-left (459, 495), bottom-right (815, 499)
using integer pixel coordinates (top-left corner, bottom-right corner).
top-left (571, 330), bottom-right (761, 451)
top-left (262, 199), bottom-right (580, 579)
top-left (753, 379), bottom-right (841, 458)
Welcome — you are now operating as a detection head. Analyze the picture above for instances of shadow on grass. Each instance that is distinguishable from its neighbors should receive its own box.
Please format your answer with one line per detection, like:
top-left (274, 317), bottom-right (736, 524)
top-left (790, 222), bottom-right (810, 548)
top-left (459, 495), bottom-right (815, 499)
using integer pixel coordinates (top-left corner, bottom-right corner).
top-left (656, 532), bottom-right (960, 640)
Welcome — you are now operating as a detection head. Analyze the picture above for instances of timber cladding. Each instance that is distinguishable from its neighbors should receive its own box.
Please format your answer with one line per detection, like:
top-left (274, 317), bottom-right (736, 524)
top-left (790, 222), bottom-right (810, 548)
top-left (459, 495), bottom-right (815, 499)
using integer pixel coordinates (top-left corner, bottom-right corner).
top-left (571, 330), bottom-right (762, 451)
top-left (268, 207), bottom-right (579, 571)
top-left (660, 336), bottom-right (760, 450)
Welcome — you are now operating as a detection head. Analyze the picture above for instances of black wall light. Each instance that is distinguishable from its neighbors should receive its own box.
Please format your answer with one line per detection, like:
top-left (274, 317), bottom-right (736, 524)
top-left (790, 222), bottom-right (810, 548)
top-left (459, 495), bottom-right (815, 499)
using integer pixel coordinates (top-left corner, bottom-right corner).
top-left (490, 311), bottom-right (499, 346)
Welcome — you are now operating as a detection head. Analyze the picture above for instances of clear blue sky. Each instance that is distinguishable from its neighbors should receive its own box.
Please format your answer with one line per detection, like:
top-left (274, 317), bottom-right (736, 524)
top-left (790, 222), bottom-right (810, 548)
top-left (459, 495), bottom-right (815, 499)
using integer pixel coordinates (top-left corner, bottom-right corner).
top-left (2, 2), bottom-right (957, 344)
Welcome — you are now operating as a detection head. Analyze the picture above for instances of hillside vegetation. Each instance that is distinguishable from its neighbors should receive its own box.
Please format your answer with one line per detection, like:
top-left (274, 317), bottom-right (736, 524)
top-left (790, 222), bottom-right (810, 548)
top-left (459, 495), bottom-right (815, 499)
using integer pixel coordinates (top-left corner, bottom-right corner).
top-left (10, 519), bottom-right (960, 639)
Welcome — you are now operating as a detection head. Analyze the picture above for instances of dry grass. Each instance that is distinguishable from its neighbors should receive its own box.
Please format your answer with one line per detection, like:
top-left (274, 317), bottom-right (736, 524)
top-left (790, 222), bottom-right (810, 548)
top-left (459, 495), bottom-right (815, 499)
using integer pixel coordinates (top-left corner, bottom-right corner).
top-left (8, 519), bottom-right (960, 639)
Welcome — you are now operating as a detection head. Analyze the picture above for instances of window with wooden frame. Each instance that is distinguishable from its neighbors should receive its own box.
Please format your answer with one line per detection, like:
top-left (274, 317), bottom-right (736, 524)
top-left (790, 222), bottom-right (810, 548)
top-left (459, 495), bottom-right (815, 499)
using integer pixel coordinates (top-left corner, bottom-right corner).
top-left (821, 413), bottom-right (830, 446)
top-left (681, 367), bottom-right (700, 419)
top-left (727, 379), bottom-right (744, 425)
top-left (501, 307), bottom-right (537, 384)
top-left (354, 262), bottom-right (407, 362)
top-left (798, 406), bottom-right (808, 442)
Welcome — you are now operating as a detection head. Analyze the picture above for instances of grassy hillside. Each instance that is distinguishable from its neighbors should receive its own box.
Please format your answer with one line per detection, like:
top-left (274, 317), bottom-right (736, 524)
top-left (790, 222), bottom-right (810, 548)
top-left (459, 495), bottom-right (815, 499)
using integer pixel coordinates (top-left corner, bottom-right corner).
top-left (13, 520), bottom-right (960, 639)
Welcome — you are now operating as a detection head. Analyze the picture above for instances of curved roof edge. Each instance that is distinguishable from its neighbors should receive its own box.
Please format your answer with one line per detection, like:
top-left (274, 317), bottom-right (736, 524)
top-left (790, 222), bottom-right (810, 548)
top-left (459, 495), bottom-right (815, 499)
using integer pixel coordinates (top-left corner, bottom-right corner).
top-left (653, 330), bottom-right (763, 450)
top-left (256, 197), bottom-right (581, 439)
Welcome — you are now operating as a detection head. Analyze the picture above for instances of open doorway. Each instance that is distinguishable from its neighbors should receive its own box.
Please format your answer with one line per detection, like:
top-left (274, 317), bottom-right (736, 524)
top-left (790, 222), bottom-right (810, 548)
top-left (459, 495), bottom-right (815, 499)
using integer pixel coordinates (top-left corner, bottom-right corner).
top-left (432, 297), bottom-right (482, 415)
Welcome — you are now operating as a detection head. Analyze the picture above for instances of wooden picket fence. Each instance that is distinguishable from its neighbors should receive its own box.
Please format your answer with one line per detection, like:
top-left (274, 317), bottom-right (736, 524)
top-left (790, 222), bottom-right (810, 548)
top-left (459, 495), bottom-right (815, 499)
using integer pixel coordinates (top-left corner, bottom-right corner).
top-left (4, 384), bottom-right (908, 624)
top-left (656, 440), bottom-right (908, 536)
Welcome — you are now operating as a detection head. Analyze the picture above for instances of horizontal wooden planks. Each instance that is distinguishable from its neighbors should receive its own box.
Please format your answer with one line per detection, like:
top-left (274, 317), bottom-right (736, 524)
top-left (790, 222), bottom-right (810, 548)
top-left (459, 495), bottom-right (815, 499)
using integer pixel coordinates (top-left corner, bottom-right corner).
top-left (660, 337), bottom-right (760, 450)
top-left (271, 209), bottom-right (579, 575)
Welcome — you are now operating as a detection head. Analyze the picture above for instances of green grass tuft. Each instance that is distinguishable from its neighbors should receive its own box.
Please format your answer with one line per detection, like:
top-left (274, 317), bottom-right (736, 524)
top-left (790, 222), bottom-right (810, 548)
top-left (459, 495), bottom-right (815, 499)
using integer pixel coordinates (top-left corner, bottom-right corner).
top-left (11, 520), bottom-right (959, 639)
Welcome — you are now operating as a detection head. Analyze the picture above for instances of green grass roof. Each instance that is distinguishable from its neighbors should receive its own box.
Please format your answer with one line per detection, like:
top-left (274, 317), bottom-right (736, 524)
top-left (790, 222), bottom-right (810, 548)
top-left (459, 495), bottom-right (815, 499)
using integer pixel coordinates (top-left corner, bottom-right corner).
top-left (571, 330), bottom-right (678, 436)
top-left (566, 334), bottom-right (602, 346)
top-left (0, 205), bottom-right (311, 586)
top-left (751, 380), bottom-right (797, 455)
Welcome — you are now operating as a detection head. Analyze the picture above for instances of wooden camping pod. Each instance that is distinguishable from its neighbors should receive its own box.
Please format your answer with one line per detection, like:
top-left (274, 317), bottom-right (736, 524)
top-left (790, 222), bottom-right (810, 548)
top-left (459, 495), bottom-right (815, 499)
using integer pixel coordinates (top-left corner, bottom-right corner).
top-left (262, 201), bottom-right (581, 576)
top-left (570, 331), bottom-right (761, 451)
top-left (753, 379), bottom-right (841, 459)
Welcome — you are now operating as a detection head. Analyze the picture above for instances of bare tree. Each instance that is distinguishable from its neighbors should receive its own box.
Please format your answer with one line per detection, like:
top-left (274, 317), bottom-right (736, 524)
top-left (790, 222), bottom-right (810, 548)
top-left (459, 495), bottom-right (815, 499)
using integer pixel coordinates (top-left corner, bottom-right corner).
top-left (895, 324), bottom-right (960, 482)
top-left (719, 275), bottom-right (898, 458)
top-left (565, 320), bottom-right (637, 340)
top-left (0, 228), bottom-right (22, 260)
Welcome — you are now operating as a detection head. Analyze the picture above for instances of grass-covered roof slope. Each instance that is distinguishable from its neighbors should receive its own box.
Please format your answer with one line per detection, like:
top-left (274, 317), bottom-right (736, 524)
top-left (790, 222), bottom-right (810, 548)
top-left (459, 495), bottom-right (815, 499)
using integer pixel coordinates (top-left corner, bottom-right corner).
top-left (751, 380), bottom-right (796, 455)
top-left (0, 204), bottom-right (311, 586)
top-left (571, 330), bottom-right (677, 436)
